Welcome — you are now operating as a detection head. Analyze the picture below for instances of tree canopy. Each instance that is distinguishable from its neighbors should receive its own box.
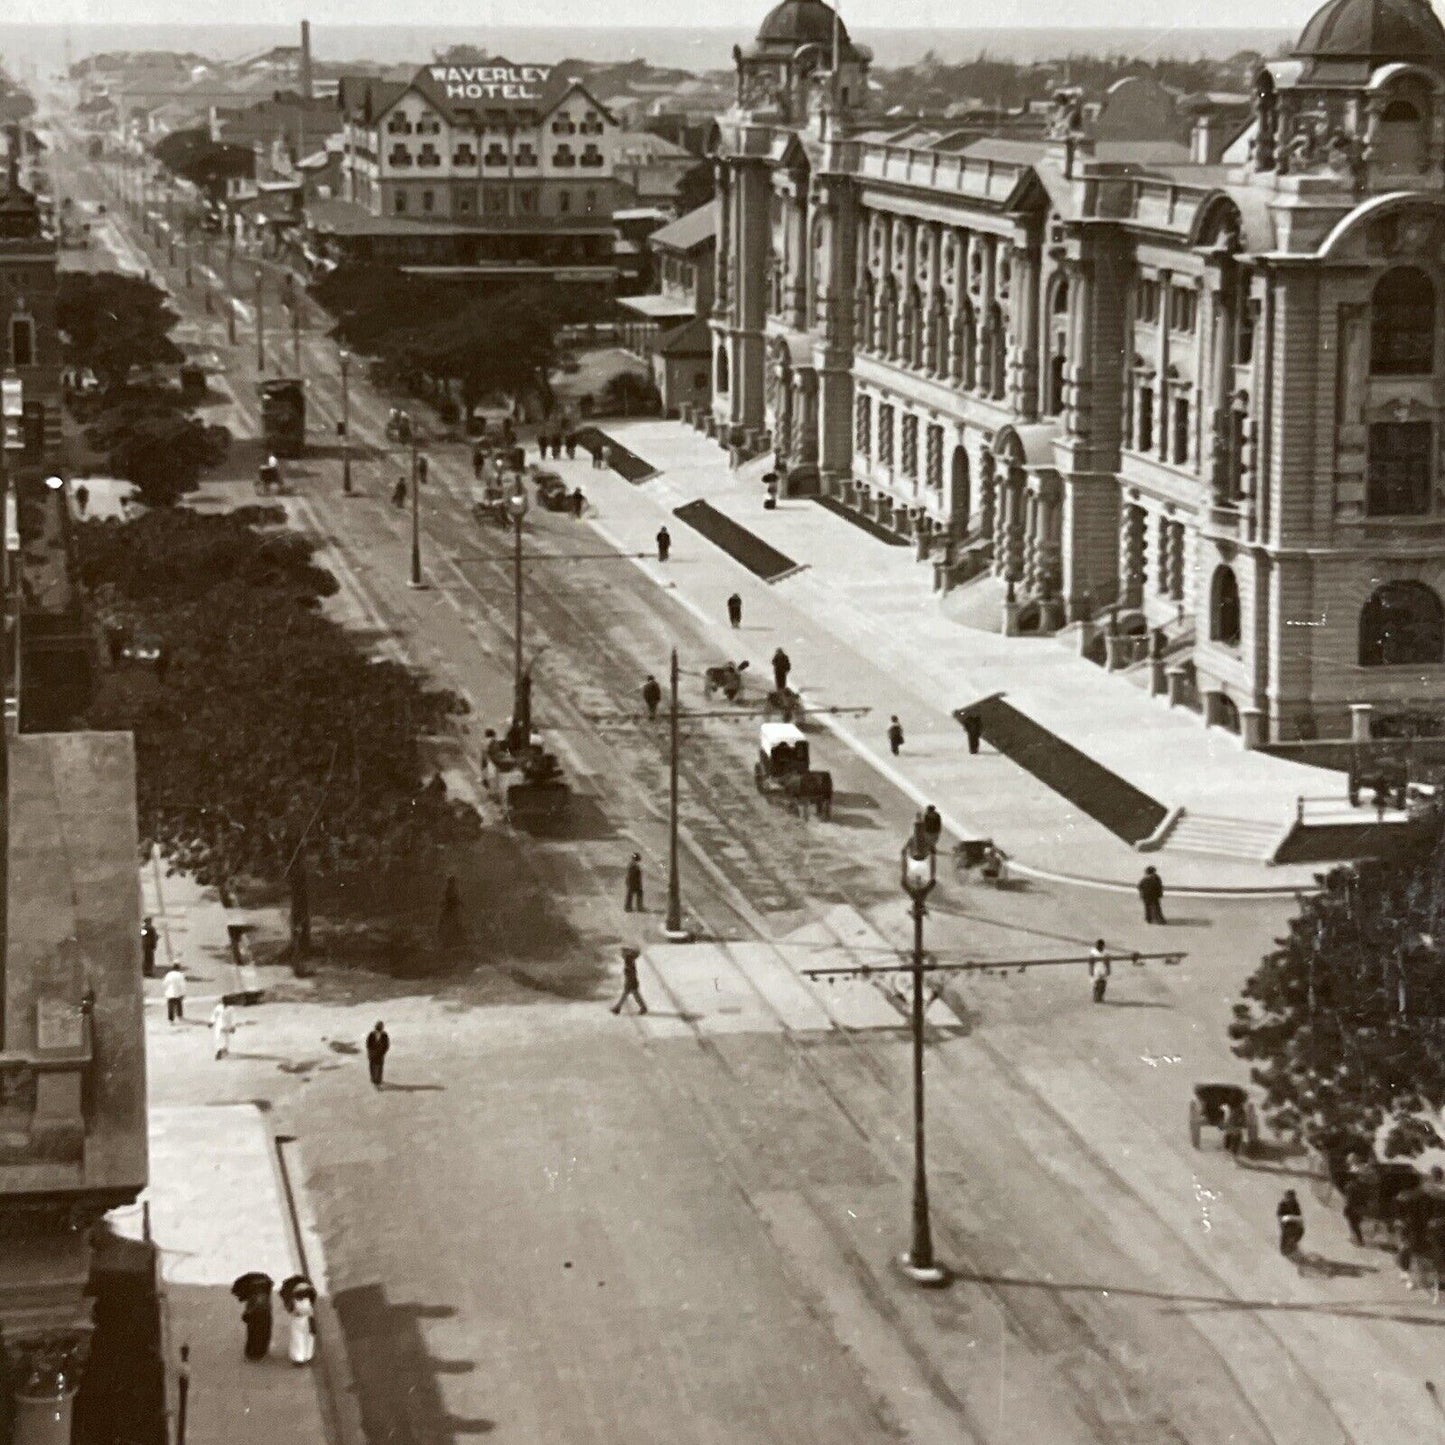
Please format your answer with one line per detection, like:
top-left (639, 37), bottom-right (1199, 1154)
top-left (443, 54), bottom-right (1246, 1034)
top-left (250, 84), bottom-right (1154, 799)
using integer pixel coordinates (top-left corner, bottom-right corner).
top-left (152, 127), bottom-right (254, 203)
top-left (80, 508), bottom-right (480, 952)
top-left (59, 271), bottom-right (184, 392)
top-left (1231, 832), bottom-right (1445, 1163)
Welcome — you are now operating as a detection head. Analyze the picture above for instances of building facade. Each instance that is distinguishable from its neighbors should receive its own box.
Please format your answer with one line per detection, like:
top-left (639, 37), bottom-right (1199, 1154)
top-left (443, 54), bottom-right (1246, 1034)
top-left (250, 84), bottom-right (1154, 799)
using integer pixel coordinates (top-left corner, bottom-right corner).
top-left (710, 0), bottom-right (1445, 744)
top-left (317, 60), bottom-right (629, 284)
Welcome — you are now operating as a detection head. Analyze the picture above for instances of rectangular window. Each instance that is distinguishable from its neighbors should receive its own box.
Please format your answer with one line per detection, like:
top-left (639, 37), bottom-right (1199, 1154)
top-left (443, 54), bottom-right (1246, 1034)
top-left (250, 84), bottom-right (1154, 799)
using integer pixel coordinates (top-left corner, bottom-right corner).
top-left (584, 189), bottom-right (598, 212)
top-left (10, 316), bottom-right (34, 368)
top-left (483, 186), bottom-right (507, 214)
top-left (1136, 279), bottom-right (1160, 325)
top-left (878, 403), bottom-right (895, 466)
top-left (926, 423), bottom-right (944, 489)
top-left (558, 189), bottom-right (571, 214)
top-left (1172, 396), bottom-right (1189, 465)
top-left (484, 144), bottom-right (507, 167)
top-left (901, 414), bottom-right (919, 479)
top-left (855, 394), bottom-right (871, 455)
top-left (581, 144), bottom-right (604, 168)
top-left (1368, 421), bottom-right (1433, 516)
top-left (388, 147), bottom-right (413, 168)
top-left (1169, 285), bottom-right (1197, 334)
top-left (422, 189), bottom-right (434, 213)
top-left (519, 188), bottom-right (539, 215)
top-left (1138, 384), bottom-right (1154, 452)
top-left (515, 145), bottom-right (537, 168)
top-left (394, 190), bottom-right (407, 214)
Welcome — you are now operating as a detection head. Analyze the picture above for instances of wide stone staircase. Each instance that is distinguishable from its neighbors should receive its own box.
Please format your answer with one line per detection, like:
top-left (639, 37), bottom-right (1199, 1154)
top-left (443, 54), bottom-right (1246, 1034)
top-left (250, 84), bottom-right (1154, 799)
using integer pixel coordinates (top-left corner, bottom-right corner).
top-left (1159, 811), bottom-right (1286, 862)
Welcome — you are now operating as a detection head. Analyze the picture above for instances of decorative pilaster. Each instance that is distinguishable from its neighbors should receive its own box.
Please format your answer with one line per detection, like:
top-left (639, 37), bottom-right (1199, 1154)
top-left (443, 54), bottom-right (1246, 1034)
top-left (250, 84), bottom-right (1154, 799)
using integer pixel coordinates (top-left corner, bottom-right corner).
top-left (1119, 502), bottom-right (1145, 607)
top-left (8, 1331), bottom-right (91, 1445)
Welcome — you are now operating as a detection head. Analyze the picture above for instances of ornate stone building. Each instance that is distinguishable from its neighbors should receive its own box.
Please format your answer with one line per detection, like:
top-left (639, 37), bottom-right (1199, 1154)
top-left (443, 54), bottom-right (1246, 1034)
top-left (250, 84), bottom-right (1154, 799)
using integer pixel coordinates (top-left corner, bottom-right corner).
top-left (710, 0), bottom-right (1445, 743)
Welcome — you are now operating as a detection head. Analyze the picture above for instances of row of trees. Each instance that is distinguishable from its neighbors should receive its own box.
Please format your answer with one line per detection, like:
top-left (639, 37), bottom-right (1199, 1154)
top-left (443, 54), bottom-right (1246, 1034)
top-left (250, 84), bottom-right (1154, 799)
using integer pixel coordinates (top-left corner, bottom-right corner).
top-left (59, 270), bottom-right (230, 505)
top-left (80, 507), bottom-right (480, 955)
top-left (1233, 830), bottom-right (1445, 1162)
top-left (313, 264), bottom-right (602, 422)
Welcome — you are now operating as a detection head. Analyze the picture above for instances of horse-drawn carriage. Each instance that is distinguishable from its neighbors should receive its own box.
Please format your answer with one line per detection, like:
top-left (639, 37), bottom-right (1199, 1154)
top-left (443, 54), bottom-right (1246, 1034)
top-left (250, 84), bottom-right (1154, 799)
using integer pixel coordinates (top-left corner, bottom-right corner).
top-left (704, 660), bottom-right (749, 702)
top-left (763, 686), bottom-right (804, 725)
top-left (754, 722), bottom-right (833, 819)
top-left (484, 732), bottom-right (570, 826)
top-left (471, 479), bottom-right (511, 527)
top-left (1188, 1083), bottom-right (1260, 1158)
top-left (952, 838), bottom-right (1008, 886)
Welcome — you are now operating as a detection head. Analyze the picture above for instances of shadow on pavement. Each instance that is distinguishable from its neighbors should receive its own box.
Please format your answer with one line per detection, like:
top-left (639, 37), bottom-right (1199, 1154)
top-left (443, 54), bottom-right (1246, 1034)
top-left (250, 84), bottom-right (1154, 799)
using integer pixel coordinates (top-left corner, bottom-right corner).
top-left (333, 1284), bottom-right (496, 1438)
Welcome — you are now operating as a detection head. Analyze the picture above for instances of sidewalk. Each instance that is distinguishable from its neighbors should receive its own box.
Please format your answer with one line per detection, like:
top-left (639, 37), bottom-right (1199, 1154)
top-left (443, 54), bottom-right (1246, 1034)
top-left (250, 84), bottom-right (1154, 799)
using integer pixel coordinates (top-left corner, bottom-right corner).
top-left (530, 421), bottom-right (1332, 892)
top-left (113, 1105), bottom-right (330, 1445)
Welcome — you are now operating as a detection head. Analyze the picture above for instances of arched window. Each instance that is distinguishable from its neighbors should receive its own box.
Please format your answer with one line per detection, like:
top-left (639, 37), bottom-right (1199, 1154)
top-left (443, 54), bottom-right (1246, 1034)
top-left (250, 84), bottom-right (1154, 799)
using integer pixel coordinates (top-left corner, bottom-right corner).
top-left (1046, 352), bottom-right (1066, 416)
top-left (950, 446), bottom-right (970, 527)
top-left (1210, 565), bottom-right (1241, 647)
top-left (1376, 98), bottom-right (1428, 173)
top-left (1372, 267), bottom-right (1435, 375)
top-left (1138, 383), bottom-right (1154, 452)
top-left (715, 345), bottom-right (730, 394)
top-left (1359, 581), bottom-right (1445, 666)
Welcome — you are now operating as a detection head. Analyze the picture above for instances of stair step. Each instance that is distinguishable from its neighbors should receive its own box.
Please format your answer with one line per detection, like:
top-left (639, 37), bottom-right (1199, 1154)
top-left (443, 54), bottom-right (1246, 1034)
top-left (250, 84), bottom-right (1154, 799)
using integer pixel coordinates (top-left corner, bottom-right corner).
top-left (1164, 811), bottom-right (1283, 860)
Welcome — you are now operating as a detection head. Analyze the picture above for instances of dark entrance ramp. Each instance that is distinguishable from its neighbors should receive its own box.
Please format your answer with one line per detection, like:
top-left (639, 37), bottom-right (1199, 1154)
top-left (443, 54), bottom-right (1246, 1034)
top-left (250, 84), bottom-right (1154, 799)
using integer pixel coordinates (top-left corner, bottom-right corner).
top-left (672, 499), bottom-right (800, 582)
top-left (962, 697), bottom-right (1168, 845)
top-left (811, 494), bottom-right (909, 546)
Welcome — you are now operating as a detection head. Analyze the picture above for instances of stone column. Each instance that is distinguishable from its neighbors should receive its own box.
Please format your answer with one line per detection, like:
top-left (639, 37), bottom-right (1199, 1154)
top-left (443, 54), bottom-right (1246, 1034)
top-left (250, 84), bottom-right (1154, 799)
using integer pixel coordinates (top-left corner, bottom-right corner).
top-left (1239, 706), bottom-right (1265, 750)
top-left (1011, 246), bottom-right (1040, 419)
top-left (1003, 468), bottom-right (1027, 582)
top-left (1067, 262), bottom-right (1093, 440)
top-left (8, 1332), bottom-right (90, 1445)
top-left (1155, 270), bottom-right (1171, 463)
top-left (1349, 702), bottom-right (1374, 742)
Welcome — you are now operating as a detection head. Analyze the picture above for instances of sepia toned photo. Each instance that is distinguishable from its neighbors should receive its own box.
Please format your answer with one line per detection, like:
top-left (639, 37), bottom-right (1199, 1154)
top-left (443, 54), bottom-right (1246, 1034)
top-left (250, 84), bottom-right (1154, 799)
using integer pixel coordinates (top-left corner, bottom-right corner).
top-left (2, 0), bottom-right (1445, 1440)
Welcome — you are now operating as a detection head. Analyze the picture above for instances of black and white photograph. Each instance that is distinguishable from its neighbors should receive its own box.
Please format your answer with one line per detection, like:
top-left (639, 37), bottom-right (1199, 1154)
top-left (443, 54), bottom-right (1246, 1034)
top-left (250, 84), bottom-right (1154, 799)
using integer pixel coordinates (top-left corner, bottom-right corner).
top-left (5, 0), bottom-right (1445, 1439)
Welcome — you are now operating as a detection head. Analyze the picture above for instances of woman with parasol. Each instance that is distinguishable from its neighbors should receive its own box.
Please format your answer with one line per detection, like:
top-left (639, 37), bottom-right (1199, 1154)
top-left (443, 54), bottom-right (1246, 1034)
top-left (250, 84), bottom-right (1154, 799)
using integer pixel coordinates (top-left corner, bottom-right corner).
top-left (231, 1272), bottom-right (274, 1360)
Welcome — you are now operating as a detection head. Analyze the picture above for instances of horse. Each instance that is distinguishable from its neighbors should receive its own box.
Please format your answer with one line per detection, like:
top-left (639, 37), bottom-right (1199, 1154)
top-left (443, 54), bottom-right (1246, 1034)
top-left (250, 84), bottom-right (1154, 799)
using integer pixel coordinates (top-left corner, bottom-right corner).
top-left (704, 660), bottom-right (749, 701)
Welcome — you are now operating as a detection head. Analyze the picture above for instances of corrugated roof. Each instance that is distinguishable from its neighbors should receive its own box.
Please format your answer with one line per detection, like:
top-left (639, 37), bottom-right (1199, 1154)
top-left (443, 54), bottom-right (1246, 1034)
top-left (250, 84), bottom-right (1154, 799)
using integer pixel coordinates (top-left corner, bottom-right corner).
top-left (649, 203), bottom-right (715, 253)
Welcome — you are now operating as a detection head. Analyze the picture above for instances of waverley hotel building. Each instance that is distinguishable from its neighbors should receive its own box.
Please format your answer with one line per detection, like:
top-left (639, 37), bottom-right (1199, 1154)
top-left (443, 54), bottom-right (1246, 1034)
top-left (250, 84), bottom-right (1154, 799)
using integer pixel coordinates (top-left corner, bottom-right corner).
top-left (314, 60), bottom-right (626, 283)
top-left (709, 0), bottom-right (1445, 745)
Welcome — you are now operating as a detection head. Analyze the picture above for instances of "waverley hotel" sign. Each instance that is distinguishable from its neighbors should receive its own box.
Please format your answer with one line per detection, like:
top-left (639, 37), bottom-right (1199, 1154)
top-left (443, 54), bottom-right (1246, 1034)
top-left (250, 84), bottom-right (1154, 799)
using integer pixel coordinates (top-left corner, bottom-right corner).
top-left (429, 64), bottom-right (552, 101)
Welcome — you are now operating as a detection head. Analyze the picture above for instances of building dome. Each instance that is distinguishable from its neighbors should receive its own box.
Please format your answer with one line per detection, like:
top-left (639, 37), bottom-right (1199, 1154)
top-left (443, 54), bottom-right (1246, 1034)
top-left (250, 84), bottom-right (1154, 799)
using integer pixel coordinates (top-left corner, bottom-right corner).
top-left (756, 0), bottom-right (849, 49)
top-left (1294, 0), bottom-right (1445, 60)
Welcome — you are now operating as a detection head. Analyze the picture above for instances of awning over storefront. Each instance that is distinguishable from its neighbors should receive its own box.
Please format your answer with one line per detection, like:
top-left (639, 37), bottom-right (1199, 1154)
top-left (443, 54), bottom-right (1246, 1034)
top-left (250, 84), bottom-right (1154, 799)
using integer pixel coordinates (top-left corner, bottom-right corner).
top-left (618, 293), bottom-right (697, 320)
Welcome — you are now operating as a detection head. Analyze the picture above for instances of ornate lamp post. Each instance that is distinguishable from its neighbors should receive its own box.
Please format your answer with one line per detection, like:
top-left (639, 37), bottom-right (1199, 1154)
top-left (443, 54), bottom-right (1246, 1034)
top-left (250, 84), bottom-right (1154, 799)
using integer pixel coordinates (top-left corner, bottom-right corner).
top-left (662, 646), bottom-right (692, 942)
top-left (407, 419), bottom-right (426, 590)
top-left (899, 822), bottom-right (946, 1286)
top-left (506, 481), bottom-right (529, 741)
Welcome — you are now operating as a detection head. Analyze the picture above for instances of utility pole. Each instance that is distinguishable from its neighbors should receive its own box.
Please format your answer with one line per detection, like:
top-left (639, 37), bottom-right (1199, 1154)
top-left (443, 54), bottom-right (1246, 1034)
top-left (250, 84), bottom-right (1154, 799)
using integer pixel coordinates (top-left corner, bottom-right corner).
top-left (663, 647), bottom-right (691, 942)
top-left (408, 427), bottom-right (424, 589)
top-left (339, 349), bottom-right (352, 494)
top-left (255, 263), bottom-right (265, 373)
top-left (289, 275), bottom-right (301, 372)
top-left (226, 228), bottom-right (237, 346)
top-left (803, 885), bottom-right (1185, 1290)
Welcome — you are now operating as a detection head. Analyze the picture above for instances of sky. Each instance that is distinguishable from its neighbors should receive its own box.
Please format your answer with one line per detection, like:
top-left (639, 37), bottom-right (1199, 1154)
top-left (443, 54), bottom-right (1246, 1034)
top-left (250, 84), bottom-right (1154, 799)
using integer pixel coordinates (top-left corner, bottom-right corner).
top-left (0, 0), bottom-right (1330, 34)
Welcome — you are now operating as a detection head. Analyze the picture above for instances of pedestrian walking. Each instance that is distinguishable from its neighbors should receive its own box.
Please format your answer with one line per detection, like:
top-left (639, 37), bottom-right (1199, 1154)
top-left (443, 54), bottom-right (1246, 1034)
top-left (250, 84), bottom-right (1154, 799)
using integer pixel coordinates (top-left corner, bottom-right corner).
top-left (642, 674), bottom-right (662, 719)
top-left (727, 592), bottom-right (742, 629)
top-left (1089, 940), bottom-right (1111, 1004)
top-left (624, 852), bottom-right (644, 912)
top-left (365, 1020), bottom-right (390, 1089)
top-left (1342, 1156), bottom-right (1375, 1245)
top-left (611, 946), bottom-right (648, 1015)
top-left (887, 715), bottom-right (905, 756)
top-left (74, 483), bottom-right (90, 517)
top-left (771, 647), bottom-right (791, 693)
top-left (656, 526), bottom-right (671, 562)
top-left (1138, 866), bottom-right (1167, 925)
top-left (392, 476), bottom-right (407, 509)
top-left (241, 1288), bottom-right (273, 1361)
top-left (141, 916), bottom-right (159, 977)
top-left (1277, 1189), bottom-right (1305, 1258)
top-left (565, 434), bottom-right (577, 460)
top-left (163, 963), bottom-right (186, 1024)
top-left (922, 804), bottom-right (943, 853)
top-left (210, 999), bottom-right (236, 1059)
top-left (571, 486), bottom-right (586, 518)
top-left (961, 708), bottom-right (983, 755)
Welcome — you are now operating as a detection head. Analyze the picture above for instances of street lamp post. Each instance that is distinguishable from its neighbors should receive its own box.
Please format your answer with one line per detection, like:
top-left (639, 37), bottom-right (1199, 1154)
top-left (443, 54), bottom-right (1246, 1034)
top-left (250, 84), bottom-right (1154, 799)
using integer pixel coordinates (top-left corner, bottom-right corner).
top-left (506, 482), bottom-right (529, 735)
top-left (338, 349), bottom-right (352, 494)
top-left (255, 263), bottom-right (265, 373)
top-left (662, 647), bottom-right (692, 942)
top-left (407, 424), bottom-right (426, 590)
top-left (899, 824), bottom-right (946, 1286)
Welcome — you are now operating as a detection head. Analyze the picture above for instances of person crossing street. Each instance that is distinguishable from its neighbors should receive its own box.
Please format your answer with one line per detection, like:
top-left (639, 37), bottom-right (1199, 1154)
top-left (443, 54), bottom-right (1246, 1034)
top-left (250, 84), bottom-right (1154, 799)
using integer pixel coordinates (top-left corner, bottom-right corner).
top-left (1089, 940), bottom-right (1111, 1003)
top-left (624, 852), bottom-right (645, 912)
top-left (727, 593), bottom-right (742, 629)
top-left (656, 526), bottom-right (671, 562)
top-left (771, 647), bottom-right (791, 694)
top-left (1138, 866), bottom-right (1167, 924)
top-left (365, 1021), bottom-right (390, 1089)
top-left (888, 716), bottom-right (905, 756)
top-left (611, 947), bottom-right (648, 1015)
top-left (642, 675), bottom-right (662, 720)
top-left (1277, 1189), bottom-right (1305, 1258)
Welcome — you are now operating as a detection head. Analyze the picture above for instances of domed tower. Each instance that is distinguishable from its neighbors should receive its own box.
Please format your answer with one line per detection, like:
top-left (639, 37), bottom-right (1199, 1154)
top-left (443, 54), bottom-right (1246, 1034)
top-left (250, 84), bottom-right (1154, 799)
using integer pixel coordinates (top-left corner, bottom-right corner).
top-left (1249, 0), bottom-right (1445, 186)
top-left (731, 0), bottom-right (870, 125)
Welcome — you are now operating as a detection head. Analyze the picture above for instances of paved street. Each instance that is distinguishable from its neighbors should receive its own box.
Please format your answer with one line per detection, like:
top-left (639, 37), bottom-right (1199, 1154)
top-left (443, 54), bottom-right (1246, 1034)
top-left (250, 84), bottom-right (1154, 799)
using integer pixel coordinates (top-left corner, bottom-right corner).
top-left (54, 135), bottom-right (1445, 1444)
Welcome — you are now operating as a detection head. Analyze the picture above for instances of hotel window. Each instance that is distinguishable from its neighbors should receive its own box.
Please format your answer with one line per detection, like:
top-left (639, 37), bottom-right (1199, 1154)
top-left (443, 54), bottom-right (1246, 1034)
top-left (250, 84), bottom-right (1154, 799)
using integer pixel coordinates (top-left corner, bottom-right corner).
top-left (515, 145), bottom-right (537, 167)
top-left (584, 189), bottom-right (598, 212)
top-left (1138, 382), bottom-right (1154, 452)
top-left (422, 189), bottom-right (434, 213)
top-left (1171, 395), bottom-right (1189, 465)
top-left (457, 192), bottom-right (472, 214)
top-left (519, 188), bottom-right (539, 214)
top-left (483, 186), bottom-right (507, 214)
top-left (581, 144), bottom-right (604, 168)
top-left (388, 146), bottom-right (413, 167)
top-left (558, 189), bottom-right (571, 214)
top-left (878, 403), bottom-right (895, 466)
top-left (416, 114), bottom-right (440, 135)
top-left (1168, 285), bottom-right (1197, 334)
top-left (1135, 278), bottom-right (1160, 325)
top-left (10, 315), bottom-right (34, 368)
top-left (418, 143), bottom-right (440, 168)
top-left (394, 190), bottom-right (407, 214)
top-left (386, 115), bottom-right (412, 135)
top-left (901, 415), bottom-right (919, 479)
top-left (581, 111), bottom-right (604, 135)
top-left (855, 394), bottom-right (871, 455)
top-left (551, 114), bottom-right (576, 135)
top-left (926, 424), bottom-right (944, 489)
top-left (453, 145), bottom-right (476, 166)
top-left (484, 144), bottom-right (507, 167)
top-left (554, 145), bottom-right (576, 167)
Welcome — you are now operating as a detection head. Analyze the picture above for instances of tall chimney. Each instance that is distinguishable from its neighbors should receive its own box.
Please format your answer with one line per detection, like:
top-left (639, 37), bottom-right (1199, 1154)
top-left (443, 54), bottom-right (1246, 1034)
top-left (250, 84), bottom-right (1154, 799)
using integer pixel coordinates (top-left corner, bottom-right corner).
top-left (300, 19), bottom-right (313, 102)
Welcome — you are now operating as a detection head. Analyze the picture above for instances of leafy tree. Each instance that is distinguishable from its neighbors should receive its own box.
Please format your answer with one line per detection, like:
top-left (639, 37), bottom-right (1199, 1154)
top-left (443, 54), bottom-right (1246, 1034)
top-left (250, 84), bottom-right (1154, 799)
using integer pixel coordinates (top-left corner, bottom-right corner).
top-left (59, 271), bottom-right (184, 393)
top-left (673, 163), bottom-right (716, 217)
top-left (84, 397), bottom-right (229, 506)
top-left (152, 128), bottom-right (253, 205)
top-left (80, 509), bottom-right (479, 954)
top-left (1230, 834), bottom-right (1445, 1167)
top-left (410, 290), bottom-right (560, 414)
